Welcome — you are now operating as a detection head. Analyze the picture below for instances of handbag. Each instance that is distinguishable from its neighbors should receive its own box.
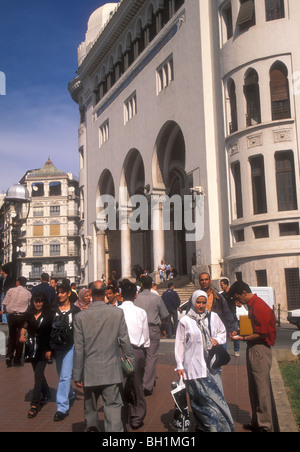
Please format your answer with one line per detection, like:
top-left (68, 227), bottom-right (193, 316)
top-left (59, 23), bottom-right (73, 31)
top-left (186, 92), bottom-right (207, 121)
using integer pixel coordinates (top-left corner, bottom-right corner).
top-left (121, 356), bottom-right (134, 376)
top-left (208, 313), bottom-right (231, 369)
top-left (171, 377), bottom-right (190, 432)
top-left (24, 336), bottom-right (37, 362)
top-left (123, 374), bottom-right (137, 406)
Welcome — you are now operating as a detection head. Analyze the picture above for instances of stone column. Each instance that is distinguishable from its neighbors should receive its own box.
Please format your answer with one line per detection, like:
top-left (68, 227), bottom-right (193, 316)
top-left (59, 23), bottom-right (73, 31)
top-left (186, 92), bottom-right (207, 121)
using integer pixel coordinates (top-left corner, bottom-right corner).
top-left (96, 230), bottom-right (106, 280)
top-left (120, 208), bottom-right (132, 278)
top-left (152, 195), bottom-right (165, 283)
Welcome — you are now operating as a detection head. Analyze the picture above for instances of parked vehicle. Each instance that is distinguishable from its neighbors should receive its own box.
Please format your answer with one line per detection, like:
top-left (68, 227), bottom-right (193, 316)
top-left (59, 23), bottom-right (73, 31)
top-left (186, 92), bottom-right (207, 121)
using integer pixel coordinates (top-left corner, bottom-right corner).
top-left (287, 309), bottom-right (300, 330)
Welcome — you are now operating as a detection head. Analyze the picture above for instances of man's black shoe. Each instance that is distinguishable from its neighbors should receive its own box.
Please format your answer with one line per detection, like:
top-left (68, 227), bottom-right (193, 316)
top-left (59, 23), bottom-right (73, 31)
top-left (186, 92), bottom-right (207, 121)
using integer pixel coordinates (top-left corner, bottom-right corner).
top-left (54, 411), bottom-right (69, 422)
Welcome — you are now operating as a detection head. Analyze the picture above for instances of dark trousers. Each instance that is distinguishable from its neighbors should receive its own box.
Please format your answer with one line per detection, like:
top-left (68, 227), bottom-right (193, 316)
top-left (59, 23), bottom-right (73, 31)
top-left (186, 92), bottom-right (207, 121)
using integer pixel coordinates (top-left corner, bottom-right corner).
top-left (122, 347), bottom-right (146, 430)
top-left (7, 314), bottom-right (25, 363)
top-left (166, 310), bottom-right (178, 338)
top-left (31, 359), bottom-right (50, 405)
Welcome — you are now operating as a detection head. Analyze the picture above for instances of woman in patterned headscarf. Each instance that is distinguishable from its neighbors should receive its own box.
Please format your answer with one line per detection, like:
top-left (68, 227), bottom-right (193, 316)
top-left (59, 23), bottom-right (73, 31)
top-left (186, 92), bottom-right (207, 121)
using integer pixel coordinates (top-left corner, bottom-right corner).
top-left (175, 290), bottom-right (234, 432)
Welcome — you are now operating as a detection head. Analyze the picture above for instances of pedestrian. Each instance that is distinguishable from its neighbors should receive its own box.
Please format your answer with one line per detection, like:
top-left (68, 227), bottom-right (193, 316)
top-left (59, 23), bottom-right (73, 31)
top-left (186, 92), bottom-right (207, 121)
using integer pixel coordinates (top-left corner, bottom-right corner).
top-left (105, 284), bottom-right (121, 307)
top-left (175, 290), bottom-right (235, 432)
top-left (220, 278), bottom-right (240, 356)
top-left (118, 281), bottom-right (150, 430)
top-left (165, 262), bottom-right (171, 280)
top-left (73, 283), bottom-right (134, 432)
top-left (51, 280), bottom-right (81, 422)
top-left (0, 264), bottom-right (14, 324)
top-left (2, 276), bottom-right (31, 367)
top-left (187, 273), bottom-right (237, 338)
top-left (135, 276), bottom-right (169, 396)
top-left (158, 260), bottom-right (166, 282)
top-left (162, 283), bottom-right (181, 338)
top-left (229, 281), bottom-right (277, 433)
top-left (19, 292), bottom-right (54, 418)
top-left (75, 288), bottom-right (92, 310)
top-left (31, 273), bottom-right (58, 307)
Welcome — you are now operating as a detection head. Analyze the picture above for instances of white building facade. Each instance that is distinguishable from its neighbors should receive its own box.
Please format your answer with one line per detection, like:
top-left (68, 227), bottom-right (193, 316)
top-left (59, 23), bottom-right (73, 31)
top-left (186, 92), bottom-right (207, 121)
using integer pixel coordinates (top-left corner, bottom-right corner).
top-left (69, 0), bottom-right (300, 316)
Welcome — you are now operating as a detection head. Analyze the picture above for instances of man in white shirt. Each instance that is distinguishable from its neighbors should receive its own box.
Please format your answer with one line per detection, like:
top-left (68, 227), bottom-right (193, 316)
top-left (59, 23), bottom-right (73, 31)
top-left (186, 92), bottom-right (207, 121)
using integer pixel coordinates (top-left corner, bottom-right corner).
top-left (118, 282), bottom-right (150, 430)
top-left (2, 276), bottom-right (31, 367)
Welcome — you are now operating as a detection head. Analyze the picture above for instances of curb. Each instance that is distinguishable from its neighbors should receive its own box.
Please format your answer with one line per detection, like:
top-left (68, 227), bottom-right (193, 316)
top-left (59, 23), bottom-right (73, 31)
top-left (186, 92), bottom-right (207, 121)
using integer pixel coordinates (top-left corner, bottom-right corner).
top-left (270, 349), bottom-right (299, 432)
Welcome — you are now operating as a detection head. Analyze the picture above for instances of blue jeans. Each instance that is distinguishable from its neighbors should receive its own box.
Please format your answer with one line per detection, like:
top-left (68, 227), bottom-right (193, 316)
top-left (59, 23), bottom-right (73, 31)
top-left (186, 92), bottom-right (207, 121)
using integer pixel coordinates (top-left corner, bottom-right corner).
top-left (55, 346), bottom-right (75, 414)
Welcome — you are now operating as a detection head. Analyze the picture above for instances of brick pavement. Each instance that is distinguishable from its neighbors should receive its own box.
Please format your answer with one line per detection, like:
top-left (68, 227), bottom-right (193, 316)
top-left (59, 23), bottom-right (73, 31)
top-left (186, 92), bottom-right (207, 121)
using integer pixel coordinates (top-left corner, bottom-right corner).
top-left (0, 338), bottom-right (251, 433)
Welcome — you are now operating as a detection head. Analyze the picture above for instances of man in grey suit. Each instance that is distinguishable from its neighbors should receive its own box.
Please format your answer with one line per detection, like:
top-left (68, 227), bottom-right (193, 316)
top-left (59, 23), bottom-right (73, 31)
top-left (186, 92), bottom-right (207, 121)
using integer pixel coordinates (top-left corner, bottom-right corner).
top-left (73, 283), bottom-right (134, 432)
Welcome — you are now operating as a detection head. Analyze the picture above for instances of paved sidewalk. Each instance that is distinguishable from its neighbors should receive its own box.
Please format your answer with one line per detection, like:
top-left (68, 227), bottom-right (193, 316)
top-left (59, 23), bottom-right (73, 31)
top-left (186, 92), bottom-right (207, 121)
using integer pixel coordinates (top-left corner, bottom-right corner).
top-left (0, 334), bottom-right (252, 433)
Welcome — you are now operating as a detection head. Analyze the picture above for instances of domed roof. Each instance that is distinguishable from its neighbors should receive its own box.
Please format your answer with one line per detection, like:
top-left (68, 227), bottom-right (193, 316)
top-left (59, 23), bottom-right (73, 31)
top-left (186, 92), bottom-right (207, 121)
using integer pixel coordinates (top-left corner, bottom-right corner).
top-left (86, 2), bottom-right (119, 43)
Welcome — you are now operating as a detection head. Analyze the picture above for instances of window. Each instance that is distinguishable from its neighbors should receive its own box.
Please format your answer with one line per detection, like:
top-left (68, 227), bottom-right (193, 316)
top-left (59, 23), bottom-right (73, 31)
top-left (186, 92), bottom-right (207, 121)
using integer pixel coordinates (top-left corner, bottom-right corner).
top-left (279, 223), bottom-right (299, 236)
top-left (234, 229), bottom-right (245, 242)
top-left (236, 0), bottom-right (256, 30)
top-left (49, 182), bottom-right (61, 196)
top-left (33, 222), bottom-right (43, 237)
top-left (270, 62), bottom-right (291, 120)
top-left (33, 207), bottom-right (43, 217)
top-left (250, 156), bottom-right (267, 214)
top-left (157, 55), bottom-right (174, 94)
top-left (285, 268), bottom-right (300, 310)
top-left (223, 2), bottom-right (233, 40)
top-left (50, 242), bottom-right (60, 256)
top-left (275, 151), bottom-right (298, 211)
top-left (31, 183), bottom-right (44, 197)
top-left (244, 69), bottom-right (261, 126)
top-left (124, 92), bottom-right (137, 124)
top-left (253, 225), bottom-right (269, 239)
top-left (31, 263), bottom-right (42, 279)
top-left (99, 120), bottom-right (109, 147)
top-left (53, 262), bottom-right (65, 277)
top-left (33, 243), bottom-right (43, 257)
top-left (232, 162), bottom-right (243, 218)
top-left (228, 79), bottom-right (238, 133)
top-left (265, 0), bottom-right (285, 21)
top-left (50, 221), bottom-right (60, 236)
top-left (256, 270), bottom-right (268, 286)
top-left (50, 205), bottom-right (60, 216)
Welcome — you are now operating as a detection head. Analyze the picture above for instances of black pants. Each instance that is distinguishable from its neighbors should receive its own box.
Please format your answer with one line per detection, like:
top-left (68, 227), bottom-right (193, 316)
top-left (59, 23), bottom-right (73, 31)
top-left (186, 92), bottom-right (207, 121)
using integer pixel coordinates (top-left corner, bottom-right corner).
top-left (7, 314), bottom-right (25, 363)
top-left (31, 359), bottom-right (51, 405)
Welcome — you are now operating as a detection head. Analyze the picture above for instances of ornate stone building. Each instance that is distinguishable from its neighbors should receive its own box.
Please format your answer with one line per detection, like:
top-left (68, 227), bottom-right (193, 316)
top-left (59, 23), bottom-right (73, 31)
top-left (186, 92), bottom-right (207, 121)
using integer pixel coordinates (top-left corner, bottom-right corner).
top-left (69, 0), bottom-right (300, 316)
top-left (1, 159), bottom-right (80, 285)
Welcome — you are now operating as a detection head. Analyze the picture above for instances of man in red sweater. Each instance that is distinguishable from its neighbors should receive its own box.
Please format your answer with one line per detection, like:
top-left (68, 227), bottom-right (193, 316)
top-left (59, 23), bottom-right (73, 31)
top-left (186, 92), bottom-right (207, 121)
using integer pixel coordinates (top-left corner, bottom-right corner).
top-left (229, 281), bottom-right (277, 432)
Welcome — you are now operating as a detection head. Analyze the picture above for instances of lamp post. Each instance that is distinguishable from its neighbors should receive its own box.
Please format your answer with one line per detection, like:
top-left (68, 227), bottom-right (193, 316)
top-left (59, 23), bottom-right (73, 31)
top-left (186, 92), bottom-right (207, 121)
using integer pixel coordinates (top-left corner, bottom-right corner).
top-left (5, 184), bottom-right (31, 283)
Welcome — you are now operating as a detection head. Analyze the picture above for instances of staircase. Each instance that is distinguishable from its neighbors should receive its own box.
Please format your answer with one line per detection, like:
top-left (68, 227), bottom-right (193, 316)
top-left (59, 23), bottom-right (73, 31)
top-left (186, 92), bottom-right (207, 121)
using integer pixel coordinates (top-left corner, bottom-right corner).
top-left (157, 275), bottom-right (196, 304)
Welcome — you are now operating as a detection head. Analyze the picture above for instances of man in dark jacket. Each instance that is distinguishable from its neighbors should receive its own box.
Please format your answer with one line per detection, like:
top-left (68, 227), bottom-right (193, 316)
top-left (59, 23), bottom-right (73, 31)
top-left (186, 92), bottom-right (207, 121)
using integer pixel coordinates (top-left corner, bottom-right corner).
top-left (186, 273), bottom-right (237, 337)
top-left (31, 273), bottom-right (58, 307)
top-left (162, 283), bottom-right (181, 338)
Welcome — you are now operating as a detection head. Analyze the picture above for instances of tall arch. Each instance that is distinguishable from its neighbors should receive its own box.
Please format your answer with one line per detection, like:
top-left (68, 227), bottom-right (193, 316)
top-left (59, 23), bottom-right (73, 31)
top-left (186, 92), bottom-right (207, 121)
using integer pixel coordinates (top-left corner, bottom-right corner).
top-left (152, 121), bottom-right (189, 275)
top-left (270, 61), bottom-right (291, 120)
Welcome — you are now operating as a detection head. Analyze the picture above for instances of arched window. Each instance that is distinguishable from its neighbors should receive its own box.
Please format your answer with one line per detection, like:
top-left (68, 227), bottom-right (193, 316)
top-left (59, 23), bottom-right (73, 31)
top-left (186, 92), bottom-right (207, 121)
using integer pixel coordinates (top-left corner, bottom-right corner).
top-left (270, 62), bottom-right (291, 120)
top-left (275, 151), bottom-right (298, 211)
top-left (244, 69), bottom-right (261, 127)
top-left (228, 79), bottom-right (238, 133)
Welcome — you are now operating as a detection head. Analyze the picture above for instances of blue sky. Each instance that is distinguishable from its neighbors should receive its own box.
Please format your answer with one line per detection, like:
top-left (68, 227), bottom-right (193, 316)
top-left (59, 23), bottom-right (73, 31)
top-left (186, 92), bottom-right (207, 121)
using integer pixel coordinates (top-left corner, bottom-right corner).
top-left (0, 0), bottom-right (118, 193)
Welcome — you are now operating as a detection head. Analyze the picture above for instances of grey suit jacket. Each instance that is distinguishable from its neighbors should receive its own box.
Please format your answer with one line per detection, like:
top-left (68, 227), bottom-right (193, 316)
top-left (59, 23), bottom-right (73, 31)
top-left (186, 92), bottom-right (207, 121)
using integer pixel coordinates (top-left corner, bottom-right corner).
top-left (73, 300), bottom-right (134, 387)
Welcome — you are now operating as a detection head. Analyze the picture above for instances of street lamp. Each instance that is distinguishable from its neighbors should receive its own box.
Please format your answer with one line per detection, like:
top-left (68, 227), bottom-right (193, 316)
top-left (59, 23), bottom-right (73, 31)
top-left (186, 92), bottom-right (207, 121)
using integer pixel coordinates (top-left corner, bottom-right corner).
top-left (5, 183), bottom-right (31, 282)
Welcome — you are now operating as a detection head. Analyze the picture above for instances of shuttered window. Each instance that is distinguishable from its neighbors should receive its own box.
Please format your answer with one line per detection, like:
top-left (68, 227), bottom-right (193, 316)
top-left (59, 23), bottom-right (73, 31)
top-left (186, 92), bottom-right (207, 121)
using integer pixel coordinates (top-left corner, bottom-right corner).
top-left (33, 224), bottom-right (43, 237)
top-left (276, 151), bottom-right (298, 211)
top-left (50, 223), bottom-right (60, 236)
top-left (270, 64), bottom-right (291, 120)
top-left (236, 0), bottom-right (255, 28)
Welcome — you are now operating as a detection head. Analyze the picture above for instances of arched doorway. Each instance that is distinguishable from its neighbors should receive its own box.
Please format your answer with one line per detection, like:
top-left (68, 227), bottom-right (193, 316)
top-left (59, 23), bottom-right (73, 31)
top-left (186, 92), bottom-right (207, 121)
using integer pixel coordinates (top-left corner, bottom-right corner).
top-left (152, 121), bottom-right (188, 275)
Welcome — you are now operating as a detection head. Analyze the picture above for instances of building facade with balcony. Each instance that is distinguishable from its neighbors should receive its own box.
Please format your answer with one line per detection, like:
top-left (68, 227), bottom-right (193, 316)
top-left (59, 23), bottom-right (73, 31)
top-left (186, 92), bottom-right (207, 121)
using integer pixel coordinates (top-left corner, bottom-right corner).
top-left (9, 159), bottom-right (81, 284)
top-left (69, 0), bottom-right (300, 316)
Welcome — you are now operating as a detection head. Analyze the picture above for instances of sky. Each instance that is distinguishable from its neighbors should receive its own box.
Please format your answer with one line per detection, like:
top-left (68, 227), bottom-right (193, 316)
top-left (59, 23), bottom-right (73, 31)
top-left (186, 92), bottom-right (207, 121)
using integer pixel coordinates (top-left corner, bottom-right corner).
top-left (0, 0), bottom-right (119, 193)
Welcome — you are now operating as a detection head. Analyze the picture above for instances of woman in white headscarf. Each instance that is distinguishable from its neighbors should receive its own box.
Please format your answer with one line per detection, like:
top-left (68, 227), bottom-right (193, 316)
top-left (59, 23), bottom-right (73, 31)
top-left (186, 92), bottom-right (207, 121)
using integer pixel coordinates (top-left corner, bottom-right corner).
top-left (175, 290), bottom-right (234, 432)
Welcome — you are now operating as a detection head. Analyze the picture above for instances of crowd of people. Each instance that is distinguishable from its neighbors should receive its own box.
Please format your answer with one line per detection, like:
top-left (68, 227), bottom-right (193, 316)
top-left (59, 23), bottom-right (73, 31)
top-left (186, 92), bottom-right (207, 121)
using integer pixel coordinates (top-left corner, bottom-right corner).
top-left (0, 265), bottom-right (277, 433)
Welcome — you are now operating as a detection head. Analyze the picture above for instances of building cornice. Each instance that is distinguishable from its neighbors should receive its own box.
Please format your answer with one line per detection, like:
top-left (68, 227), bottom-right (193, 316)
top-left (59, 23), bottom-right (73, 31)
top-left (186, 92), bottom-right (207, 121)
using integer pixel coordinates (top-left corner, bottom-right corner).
top-left (78, 0), bottom-right (147, 78)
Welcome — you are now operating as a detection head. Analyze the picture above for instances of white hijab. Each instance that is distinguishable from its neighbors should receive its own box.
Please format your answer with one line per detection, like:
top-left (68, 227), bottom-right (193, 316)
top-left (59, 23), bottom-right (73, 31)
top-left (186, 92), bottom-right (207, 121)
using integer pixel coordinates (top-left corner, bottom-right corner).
top-left (188, 290), bottom-right (213, 356)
